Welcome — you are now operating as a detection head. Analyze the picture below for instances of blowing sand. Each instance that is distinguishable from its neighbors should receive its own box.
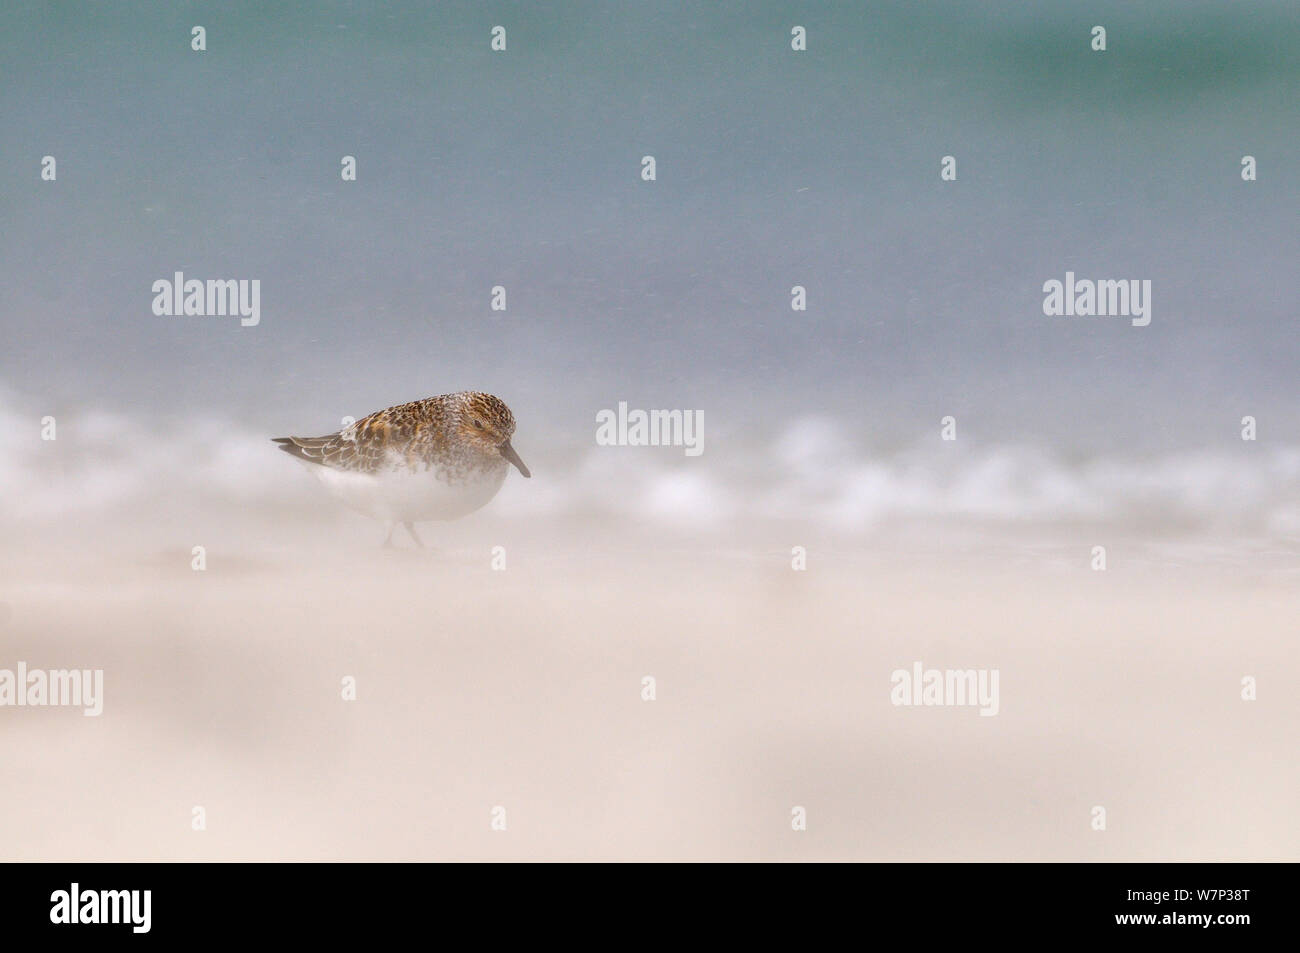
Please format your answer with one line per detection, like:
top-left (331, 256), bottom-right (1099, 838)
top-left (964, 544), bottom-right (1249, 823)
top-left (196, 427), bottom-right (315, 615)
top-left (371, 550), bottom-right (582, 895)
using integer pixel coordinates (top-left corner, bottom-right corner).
top-left (1, 511), bottom-right (1295, 862)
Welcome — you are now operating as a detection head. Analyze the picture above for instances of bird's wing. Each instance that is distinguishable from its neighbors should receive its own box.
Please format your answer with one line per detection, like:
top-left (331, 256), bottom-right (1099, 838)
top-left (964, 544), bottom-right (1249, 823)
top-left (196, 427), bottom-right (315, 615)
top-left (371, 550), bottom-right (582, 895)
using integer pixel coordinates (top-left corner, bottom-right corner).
top-left (272, 432), bottom-right (367, 469)
top-left (273, 403), bottom-right (434, 472)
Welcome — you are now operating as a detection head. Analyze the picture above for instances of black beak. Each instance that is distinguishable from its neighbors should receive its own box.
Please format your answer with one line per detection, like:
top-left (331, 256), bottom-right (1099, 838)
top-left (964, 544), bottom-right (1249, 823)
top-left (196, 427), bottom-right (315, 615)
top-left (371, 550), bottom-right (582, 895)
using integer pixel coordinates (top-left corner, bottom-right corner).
top-left (499, 440), bottom-right (531, 478)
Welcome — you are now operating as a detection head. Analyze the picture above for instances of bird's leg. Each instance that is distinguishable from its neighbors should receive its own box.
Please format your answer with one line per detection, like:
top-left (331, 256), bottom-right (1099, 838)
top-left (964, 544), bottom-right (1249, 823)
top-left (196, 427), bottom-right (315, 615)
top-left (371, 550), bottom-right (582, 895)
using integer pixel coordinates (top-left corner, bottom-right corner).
top-left (403, 522), bottom-right (425, 548)
top-left (382, 522), bottom-right (396, 547)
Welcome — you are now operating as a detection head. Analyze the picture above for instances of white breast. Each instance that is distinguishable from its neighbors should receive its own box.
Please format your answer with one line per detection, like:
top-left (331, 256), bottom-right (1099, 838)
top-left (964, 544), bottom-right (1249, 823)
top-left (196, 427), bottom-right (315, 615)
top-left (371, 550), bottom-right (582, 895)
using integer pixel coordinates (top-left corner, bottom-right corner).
top-left (308, 460), bottom-right (508, 523)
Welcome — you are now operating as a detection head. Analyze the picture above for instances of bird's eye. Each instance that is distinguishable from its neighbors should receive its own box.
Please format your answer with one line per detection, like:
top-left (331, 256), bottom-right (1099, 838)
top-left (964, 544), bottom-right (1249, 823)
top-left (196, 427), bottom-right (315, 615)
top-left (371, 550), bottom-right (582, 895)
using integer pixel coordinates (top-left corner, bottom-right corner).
top-left (472, 419), bottom-right (484, 430)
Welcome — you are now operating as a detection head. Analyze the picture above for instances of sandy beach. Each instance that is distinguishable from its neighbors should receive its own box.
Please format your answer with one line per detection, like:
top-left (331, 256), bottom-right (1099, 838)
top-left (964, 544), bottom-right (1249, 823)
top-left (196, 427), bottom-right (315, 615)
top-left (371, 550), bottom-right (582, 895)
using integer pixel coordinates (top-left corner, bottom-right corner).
top-left (2, 506), bottom-right (1295, 862)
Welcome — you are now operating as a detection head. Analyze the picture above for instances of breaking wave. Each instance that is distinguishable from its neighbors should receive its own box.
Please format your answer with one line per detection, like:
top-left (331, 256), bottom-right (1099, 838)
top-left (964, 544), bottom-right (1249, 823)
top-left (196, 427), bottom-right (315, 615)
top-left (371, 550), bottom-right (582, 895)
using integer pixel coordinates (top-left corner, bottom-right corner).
top-left (2, 395), bottom-right (1298, 541)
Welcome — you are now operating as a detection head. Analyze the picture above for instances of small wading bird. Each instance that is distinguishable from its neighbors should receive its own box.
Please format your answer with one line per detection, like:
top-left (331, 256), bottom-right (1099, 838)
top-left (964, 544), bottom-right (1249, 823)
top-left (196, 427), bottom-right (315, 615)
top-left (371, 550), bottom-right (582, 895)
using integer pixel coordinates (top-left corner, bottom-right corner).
top-left (274, 391), bottom-right (530, 546)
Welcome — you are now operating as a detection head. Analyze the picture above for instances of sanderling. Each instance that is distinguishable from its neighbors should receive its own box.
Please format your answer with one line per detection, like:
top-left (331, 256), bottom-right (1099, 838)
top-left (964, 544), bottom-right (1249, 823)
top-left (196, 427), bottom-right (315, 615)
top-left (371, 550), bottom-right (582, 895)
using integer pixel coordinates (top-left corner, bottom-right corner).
top-left (274, 391), bottom-right (530, 546)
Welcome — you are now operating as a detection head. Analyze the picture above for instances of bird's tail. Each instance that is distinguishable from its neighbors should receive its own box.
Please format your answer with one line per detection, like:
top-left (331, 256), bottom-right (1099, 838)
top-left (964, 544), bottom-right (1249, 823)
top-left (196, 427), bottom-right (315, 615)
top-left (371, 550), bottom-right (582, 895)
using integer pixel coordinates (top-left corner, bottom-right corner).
top-left (272, 435), bottom-right (335, 465)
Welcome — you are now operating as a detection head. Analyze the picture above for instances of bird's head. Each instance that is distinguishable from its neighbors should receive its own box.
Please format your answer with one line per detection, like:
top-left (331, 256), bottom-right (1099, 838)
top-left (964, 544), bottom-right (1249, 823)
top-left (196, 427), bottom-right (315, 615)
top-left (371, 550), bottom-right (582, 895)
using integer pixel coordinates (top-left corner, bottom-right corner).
top-left (458, 392), bottom-right (530, 477)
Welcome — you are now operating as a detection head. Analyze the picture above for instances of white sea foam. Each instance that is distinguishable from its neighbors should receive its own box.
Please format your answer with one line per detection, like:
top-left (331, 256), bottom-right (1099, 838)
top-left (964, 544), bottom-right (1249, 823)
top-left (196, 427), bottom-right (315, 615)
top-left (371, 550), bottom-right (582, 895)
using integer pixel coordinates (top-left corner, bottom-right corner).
top-left (2, 397), bottom-right (1297, 542)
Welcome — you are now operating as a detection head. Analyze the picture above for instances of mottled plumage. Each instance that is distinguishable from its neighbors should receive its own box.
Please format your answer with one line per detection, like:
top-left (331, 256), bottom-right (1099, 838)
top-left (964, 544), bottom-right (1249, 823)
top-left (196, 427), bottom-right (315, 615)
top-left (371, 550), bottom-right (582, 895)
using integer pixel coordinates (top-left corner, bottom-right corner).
top-left (274, 392), bottom-right (529, 545)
